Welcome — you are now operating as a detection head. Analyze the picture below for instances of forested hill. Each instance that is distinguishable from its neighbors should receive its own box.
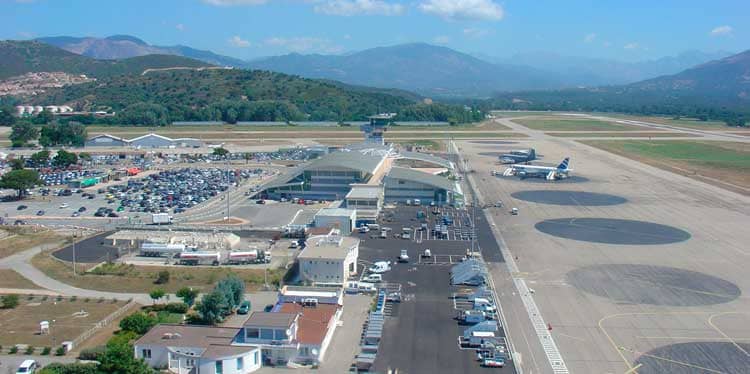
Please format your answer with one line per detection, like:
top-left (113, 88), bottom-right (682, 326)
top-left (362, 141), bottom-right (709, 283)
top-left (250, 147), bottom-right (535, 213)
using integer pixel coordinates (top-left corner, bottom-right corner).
top-left (0, 40), bottom-right (211, 79)
top-left (29, 68), bottom-right (484, 124)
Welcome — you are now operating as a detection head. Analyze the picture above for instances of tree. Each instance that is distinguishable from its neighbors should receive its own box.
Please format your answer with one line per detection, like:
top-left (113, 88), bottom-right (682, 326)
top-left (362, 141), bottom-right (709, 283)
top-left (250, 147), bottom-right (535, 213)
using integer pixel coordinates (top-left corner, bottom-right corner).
top-left (53, 150), bottom-right (79, 168)
top-left (0, 294), bottom-right (19, 309)
top-left (176, 287), bottom-right (199, 307)
top-left (31, 150), bottom-right (51, 165)
top-left (119, 312), bottom-right (157, 335)
top-left (212, 147), bottom-right (229, 157)
top-left (0, 169), bottom-right (42, 198)
top-left (725, 117), bottom-right (747, 127)
top-left (9, 158), bottom-right (25, 170)
top-left (78, 152), bottom-right (92, 161)
top-left (0, 106), bottom-right (16, 126)
top-left (40, 123), bottom-right (87, 147)
top-left (242, 152), bottom-right (252, 164)
top-left (33, 109), bottom-right (54, 125)
top-left (98, 338), bottom-right (154, 374)
top-left (196, 290), bottom-right (227, 325)
top-left (149, 288), bottom-right (165, 304)
top-left (216, 274), bottom-right (245, 309)
top-left (9, 122), bottom-right (38, 147)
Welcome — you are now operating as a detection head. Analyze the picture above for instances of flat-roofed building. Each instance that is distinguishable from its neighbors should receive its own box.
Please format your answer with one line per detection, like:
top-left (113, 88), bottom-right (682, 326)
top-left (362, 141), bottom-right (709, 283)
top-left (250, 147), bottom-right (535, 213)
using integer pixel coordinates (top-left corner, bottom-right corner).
top-left (297, 233), bottom-right (359, 286)
top-left (384, 166), bottom-right (462, 205)
top-left (314, 207), bottom-right (356, 235)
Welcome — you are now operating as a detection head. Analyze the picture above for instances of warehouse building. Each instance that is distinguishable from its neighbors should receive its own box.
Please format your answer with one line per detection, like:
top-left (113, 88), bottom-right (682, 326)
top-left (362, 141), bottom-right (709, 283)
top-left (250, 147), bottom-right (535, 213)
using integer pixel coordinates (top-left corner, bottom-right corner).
top-left (297, 232), bottom-right (359, 286)
top-left (313, 207), bottom-right (356, 235)
top-left (84, 133), bottom-right (204, 149)
top-left (384, 166), bottom-right (461, 205)
top-left (84, 134), bottom-right (130, 147)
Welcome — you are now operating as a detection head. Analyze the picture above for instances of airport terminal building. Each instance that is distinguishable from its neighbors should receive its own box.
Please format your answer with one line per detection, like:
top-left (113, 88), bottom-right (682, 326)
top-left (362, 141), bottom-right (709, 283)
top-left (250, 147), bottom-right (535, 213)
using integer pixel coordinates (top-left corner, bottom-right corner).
top-left (259, 142), bottom-right (462, 221)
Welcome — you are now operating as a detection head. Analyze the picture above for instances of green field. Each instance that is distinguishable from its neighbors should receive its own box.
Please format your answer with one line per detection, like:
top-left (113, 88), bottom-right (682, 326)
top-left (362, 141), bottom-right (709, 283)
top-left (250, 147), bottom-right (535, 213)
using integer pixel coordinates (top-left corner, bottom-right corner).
top-left (546, 132), bottom-right (698, 138)
top-left (583, 140), bottom-right (750, 194)
top-left (513, 117), bottom-right (642, 131)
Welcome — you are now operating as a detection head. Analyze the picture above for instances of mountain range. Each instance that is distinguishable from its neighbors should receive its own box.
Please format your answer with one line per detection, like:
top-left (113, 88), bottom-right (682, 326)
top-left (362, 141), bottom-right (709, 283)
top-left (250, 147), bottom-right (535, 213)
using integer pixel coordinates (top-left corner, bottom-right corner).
top-left (34, 35), bottom-right (735, 97)
top-left (0, 40), bottom-right (210, 80)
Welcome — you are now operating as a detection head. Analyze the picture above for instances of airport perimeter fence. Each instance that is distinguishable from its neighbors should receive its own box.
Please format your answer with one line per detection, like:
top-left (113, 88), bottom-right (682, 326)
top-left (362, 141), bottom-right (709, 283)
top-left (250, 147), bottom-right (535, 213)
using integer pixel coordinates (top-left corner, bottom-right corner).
top-left (71, 299), bottom-right (138, 349)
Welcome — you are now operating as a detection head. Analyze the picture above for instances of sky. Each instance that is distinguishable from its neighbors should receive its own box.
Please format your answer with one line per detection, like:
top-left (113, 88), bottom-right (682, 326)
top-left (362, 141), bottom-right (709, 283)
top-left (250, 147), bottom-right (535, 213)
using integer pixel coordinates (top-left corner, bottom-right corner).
top-left (1, 0), bottom-right (747, 61)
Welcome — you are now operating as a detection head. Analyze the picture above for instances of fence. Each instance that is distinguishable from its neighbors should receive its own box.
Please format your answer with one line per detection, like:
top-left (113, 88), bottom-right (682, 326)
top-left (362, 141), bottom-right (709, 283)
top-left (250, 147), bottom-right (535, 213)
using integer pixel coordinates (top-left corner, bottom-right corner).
top-left (71, 299), bottom-right (137, 349)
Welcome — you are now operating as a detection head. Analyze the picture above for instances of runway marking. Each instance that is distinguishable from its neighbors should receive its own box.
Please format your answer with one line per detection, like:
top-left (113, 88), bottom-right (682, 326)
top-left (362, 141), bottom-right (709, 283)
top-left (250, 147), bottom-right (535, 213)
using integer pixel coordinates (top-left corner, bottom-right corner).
top-left (556, 333), bottom-right (586, 343)
top-left (707, 312), bottom-right (750, 358)
top-left (618, 346), bottom-right (725, 374)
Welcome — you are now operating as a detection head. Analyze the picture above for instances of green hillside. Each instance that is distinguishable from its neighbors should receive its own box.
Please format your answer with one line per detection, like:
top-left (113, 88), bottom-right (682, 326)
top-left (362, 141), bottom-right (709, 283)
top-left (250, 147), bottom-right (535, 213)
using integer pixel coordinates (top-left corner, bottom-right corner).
top-left (0, 40), bottom-right (210, 79)
top-left (29, 69), bottom-right (483, 123)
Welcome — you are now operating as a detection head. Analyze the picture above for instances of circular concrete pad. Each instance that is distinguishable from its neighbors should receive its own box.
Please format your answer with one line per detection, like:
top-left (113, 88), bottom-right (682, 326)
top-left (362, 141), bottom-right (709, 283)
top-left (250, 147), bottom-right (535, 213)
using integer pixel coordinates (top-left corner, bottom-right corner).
top-left (634, 342), bottom-right (750, 373)
top-left (535, 218), bottom-right (690, 245)
top-left (567, 264), bottom-right (740, 306)
top-left (470, 140), bottom-right (518, 145)
top-left (505, 175), bottom-right (591, 184)
top-left (512, 190), bottom-right (627, 206)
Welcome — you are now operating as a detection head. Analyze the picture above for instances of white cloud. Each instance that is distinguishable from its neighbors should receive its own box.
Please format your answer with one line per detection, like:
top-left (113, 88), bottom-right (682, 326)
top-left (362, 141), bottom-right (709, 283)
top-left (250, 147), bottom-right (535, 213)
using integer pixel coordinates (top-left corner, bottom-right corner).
top-left (176, 23), bottom-right (185, 31)
top-left (419, 0), bottom-right (504, 21)
top-left (583, 33), bottom-right (596, 43)
top-left (265, 37), bottom-right (342, 53)
top-left (710, 25), bottom-right (733, 37)
top-left (202, 0), bottom-right (267, 6)
top-left (463, 27), bottom-right (488, 38)
top-left (228, 35), bottom-right (251, 47)
top-left (623, 42), bottom-right (639, 50)
top-left (602, 41), bottom-right (611, 48)
top-left (315, 0), bottom-right (404, 16)
top-left (432, 35), bottom-right (451, 44)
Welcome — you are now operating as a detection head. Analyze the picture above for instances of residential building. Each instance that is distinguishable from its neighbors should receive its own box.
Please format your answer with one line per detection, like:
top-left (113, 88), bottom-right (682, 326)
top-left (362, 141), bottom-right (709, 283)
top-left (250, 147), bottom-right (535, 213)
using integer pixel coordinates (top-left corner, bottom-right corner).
top-left (134, 325), bottom-right (262, 374)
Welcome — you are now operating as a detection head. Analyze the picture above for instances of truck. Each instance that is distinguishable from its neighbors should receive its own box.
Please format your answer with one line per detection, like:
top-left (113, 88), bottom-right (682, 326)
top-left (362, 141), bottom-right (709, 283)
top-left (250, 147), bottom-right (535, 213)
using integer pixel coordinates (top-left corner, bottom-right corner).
top-left (460, 310), bottom-right (487, 324)
top-left (226, 250), bottom-right (259, 264)
top-left (139, 243), bottom-right (186, 257)
top-left (178, 251), bottom-right (221, 266)
top-left (152, 213), bottom-right (173, 225)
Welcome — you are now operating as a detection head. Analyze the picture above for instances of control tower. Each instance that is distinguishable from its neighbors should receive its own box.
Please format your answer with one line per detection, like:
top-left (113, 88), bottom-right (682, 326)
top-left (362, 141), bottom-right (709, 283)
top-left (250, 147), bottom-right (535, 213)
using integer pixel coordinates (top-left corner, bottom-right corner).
top-left (362, 113), bottom-right (396, 145)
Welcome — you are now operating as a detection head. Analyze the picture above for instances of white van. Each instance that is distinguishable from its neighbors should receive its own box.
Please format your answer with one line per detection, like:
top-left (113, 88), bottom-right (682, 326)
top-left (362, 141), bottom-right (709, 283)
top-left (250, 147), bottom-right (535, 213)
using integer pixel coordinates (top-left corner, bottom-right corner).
top-left (16, 360), bottom-right (38, 374)
top-left (367, 223), bottom-right (380, 231)
top-left (363, 274), bottom-right (383, 283)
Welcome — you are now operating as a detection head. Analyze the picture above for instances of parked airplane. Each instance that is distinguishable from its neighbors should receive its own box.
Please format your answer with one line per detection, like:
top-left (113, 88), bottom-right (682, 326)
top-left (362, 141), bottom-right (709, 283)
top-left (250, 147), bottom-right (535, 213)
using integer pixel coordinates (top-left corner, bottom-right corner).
top-left (500, 158), bottom-right (572, 180)
top-left (498, 149), bottom-right (536, 164)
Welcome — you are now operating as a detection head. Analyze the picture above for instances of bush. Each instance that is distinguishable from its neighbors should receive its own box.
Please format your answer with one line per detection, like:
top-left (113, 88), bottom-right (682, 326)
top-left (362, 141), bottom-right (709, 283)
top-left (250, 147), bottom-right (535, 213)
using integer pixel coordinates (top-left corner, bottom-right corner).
top-left (9, 346), bottom-right (18, 354)
top-left (78, 345), bottom-right (105, 361)
top-left (41, 346), bottom-right (51, 355)
top-left (119, 312), bottom-right (157, 335)
top-left (155, 270), bottom-right (170, 285)
top-left (164, 302), bottom-right (188, 314)
top-left (25, 346), bottom-right (35, 354)
top-left (55, 346), bottom-right (66, 356)
top-left (1, 294), bottom-right (19, 309)
top-left (70, 296), bottom-right (77, 302)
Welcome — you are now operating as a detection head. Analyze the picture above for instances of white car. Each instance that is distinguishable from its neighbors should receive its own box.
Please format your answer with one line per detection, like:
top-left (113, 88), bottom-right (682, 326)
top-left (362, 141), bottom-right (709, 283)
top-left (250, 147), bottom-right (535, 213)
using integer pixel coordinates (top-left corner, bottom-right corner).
top-left (59, 203), bottom-right (69, 208)
top-left (16, 360), bottom-right (38, 374)
top-left (398, 249), bottom-right (409, 262)
top-left (368, 261), bottom-right (391, 274)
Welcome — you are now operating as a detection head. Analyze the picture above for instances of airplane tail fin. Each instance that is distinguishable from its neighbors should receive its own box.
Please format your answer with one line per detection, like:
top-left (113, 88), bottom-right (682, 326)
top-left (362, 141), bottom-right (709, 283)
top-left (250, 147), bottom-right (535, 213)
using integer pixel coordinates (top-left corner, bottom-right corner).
top-left (557, 157), bottom-right (570, 170)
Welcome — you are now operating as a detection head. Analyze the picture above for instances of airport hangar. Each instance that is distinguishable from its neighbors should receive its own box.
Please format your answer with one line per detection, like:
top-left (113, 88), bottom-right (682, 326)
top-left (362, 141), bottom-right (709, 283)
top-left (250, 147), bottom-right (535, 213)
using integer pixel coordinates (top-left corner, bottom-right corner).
top-left (259, 143), bottom-right (463, 224)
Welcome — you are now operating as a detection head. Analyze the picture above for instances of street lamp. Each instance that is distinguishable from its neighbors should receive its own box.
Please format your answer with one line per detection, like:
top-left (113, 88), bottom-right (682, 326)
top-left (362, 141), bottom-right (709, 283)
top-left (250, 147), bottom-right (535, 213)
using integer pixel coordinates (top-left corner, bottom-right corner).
top-left (72, 230), bottom-right (77, 276)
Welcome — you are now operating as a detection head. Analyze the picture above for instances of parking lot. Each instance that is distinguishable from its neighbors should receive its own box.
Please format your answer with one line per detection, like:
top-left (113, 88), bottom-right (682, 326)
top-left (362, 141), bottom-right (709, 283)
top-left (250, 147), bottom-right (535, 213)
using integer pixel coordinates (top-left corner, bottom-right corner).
top-left (377, 205), bottom-right (477, 242)
top-left (355, 204), bottom-right (515, 373)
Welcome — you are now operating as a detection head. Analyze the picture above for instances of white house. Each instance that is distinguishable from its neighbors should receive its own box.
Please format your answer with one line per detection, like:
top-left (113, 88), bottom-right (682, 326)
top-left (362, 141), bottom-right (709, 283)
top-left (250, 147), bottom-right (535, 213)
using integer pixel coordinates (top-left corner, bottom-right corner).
top-left (134, 325), bottom-right (262, 374)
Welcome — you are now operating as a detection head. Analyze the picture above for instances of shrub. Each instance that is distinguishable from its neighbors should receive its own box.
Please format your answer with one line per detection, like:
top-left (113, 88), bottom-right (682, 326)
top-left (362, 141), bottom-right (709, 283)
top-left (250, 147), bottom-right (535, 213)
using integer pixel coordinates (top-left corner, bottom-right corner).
top-left (55, 346), bottom-right (66, 356)
top-left (164, 302), bottom-right (188, 314)
top-left (70, 296), bottom-right (77, 302)
top-left (9, 346), bottom-right (18, 354)
top-left (41, 347), bottom-right (51, 355)
top-left (78, 345), bottom-right (105, 361)
top-left (155, 270), bottom-right (170, 284)
top-left (25, 346), bottom-right (34, 354)
top-left (119, 312), bottom-right (157, 335)
top-left (1, 294), bottom-right (19, 309)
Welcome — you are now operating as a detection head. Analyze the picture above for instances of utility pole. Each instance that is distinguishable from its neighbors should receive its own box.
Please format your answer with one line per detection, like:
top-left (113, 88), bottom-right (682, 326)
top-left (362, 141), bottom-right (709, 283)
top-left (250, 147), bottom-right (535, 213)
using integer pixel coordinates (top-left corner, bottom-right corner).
top-left (72, 230), bottom-right (77, 276)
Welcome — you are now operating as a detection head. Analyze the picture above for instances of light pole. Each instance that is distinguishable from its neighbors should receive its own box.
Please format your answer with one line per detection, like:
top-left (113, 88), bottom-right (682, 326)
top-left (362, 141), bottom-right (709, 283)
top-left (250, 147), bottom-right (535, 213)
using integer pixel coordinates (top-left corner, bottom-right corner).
top-left (72, 230), bottom-right (77, 276)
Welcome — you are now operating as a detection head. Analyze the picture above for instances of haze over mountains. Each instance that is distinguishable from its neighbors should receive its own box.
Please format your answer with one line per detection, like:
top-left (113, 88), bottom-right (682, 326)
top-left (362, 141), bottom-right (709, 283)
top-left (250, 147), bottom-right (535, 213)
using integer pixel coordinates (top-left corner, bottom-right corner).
top-left (35, 35), bottom-right (734, 97)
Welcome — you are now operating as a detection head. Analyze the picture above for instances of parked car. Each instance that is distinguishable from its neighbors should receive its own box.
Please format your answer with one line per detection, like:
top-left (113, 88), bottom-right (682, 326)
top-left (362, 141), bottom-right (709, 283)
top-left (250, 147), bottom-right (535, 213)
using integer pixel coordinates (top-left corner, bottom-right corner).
top-left (17, 205), bottom-right (28, 210)
top-left (237, 300), bottom-right (251, 315)
top-left (36, 210), bottom-right (45, 216)
top-left (16, 359), bottom-right (38, 373)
